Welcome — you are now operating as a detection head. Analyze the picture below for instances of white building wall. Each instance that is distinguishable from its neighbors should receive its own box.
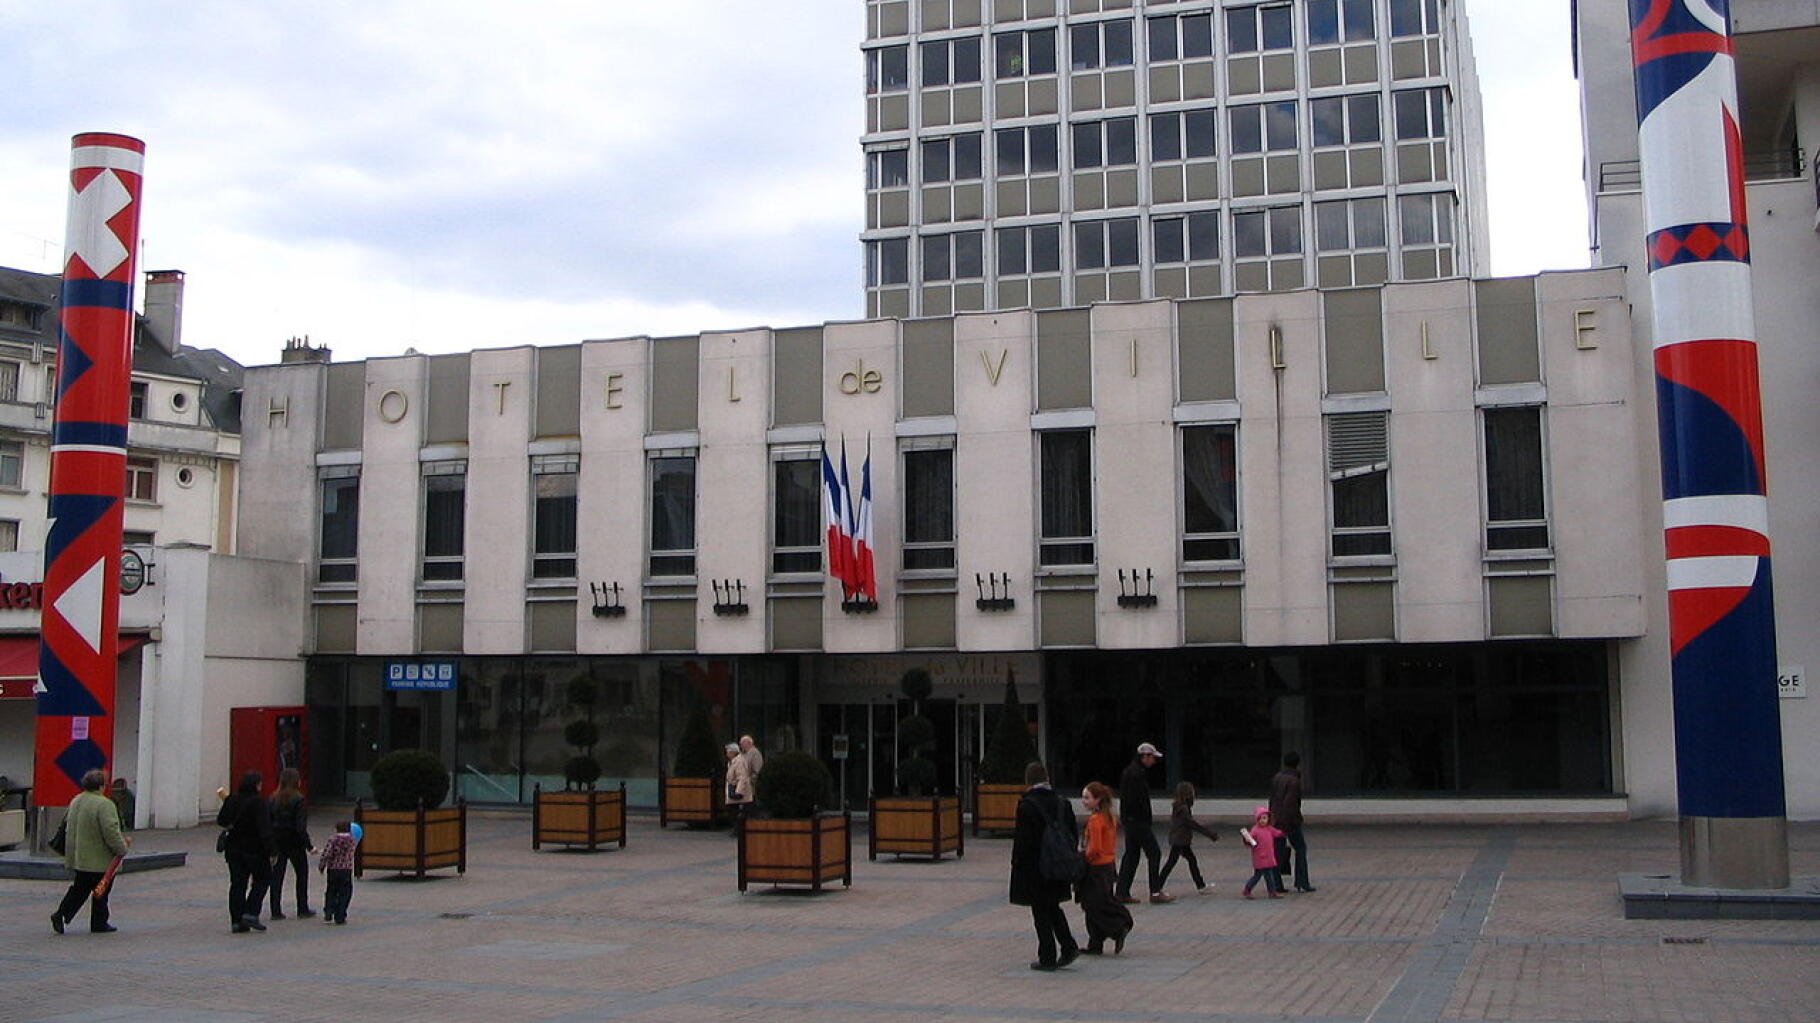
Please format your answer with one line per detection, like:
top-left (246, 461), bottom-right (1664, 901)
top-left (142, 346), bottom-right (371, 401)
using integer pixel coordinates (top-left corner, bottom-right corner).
top-left (1237, 290), bottom-right (1327, 645)
top-left (464, 348), bottom-right (533, 654)
top-left (822, 320), bottom-right (900, 651)
top-left (356, 357), bottom-right (423, 654)
top-left (954, 310), bottom-right (1037, 650)
top-left (577, 337), bottom-right (648, 654)
top-left (238, 362), bottom-right (327, 566)
top-left (1092, 301), bottom-right (1177, 649)
top-left (696, 329), bottom-right (772, 653)
top-left (1384, 279), bottom-right (1481, 640)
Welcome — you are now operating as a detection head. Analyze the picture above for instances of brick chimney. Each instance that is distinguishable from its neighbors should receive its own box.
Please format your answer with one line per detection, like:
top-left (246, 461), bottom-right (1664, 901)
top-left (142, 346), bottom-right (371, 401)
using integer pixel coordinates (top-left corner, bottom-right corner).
top-left (143, 269), bottom-right (184, 354)
top-left (280, 335), bottom-right (332, 364)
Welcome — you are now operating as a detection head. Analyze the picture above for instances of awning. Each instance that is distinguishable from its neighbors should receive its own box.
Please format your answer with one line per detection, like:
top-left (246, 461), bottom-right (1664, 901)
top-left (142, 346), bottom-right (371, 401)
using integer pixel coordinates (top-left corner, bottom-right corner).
top-left (0, 634), bottom-right (153, 700)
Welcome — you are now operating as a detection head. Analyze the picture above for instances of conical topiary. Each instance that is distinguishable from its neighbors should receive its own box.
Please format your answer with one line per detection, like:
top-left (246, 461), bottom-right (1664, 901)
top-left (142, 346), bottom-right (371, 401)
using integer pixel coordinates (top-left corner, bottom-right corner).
top-left (672, 703), bottom-right (724, 780)
top-left (979, 668), bottom-right (1037, 784)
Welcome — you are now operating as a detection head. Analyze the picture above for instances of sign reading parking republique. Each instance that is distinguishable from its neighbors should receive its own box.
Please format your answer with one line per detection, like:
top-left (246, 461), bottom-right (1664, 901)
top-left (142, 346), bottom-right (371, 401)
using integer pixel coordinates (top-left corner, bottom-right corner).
top-left (385, 660), bottom-right (458, 691)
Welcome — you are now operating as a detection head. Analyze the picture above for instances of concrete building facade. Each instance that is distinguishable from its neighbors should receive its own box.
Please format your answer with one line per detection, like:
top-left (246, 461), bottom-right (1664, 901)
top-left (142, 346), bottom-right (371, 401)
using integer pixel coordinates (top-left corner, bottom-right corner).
top-left (860, 0), bottom-right (1491, 318)
top-left (241, 270), bottom-right (1651, 817)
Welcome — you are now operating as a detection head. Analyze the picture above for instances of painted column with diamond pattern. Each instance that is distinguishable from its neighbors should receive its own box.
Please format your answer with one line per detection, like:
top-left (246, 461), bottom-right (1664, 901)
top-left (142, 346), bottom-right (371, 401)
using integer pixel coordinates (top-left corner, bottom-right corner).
top-left (32, 133), bottom-right (143, 809)
top-left (1629, 0), bottom-right (1787, 888)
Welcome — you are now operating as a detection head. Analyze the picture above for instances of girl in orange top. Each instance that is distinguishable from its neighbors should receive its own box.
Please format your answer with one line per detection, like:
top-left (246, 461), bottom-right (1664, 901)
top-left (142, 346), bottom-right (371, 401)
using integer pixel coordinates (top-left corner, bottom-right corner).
top-left (1077, 781), bottom-right (1133, 954)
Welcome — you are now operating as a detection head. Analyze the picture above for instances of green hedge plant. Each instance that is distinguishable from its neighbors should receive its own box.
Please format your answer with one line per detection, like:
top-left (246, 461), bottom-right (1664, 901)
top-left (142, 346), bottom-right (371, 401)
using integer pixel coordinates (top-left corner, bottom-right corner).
top-left (756, 750), bottom-right (835, 819)
top-left (370, 749), bottom-right (450, 811)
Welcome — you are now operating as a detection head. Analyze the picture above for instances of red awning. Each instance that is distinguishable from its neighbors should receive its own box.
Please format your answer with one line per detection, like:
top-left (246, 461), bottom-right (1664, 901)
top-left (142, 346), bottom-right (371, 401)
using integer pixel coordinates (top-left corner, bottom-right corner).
top-left (0, 634), bottom-right (152, 699)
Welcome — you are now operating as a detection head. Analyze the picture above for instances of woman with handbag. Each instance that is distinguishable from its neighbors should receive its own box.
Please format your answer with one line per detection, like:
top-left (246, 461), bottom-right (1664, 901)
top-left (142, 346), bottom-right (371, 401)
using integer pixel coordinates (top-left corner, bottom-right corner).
top-left (723, 743), bottom-right (754, 833)
top-left (1075, 781), bottom-right (1133, 955)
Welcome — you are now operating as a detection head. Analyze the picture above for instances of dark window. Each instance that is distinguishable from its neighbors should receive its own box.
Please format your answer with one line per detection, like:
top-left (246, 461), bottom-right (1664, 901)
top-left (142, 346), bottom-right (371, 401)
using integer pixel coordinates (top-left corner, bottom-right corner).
top-left (995, 28), bottom-right (1055, 78)
top-left (773, 457), bottom-right (821, 573)
top-left (532, 467), bottom-right (578, 579)
top-left (1328, 412), bottom-right (1390, 557)
top-left (129, 381), bottom-right (148, 420)
top-left (1039, 430), bottom-right (1094, 566)
top-left (903, 448), bottom-right (955, 570)
top-left (650, 456), bottom-right (696, 576)
top-left (869, 238), bottom-right (909, 286)
top-left (319, 475), bottom-right (359, 583)
top-left (1390, 0), bottom-right (1440, 37)
top-left (868, 45), bottom-right (909, 93)
top-left (1182, 424), bottom-right (1239, 561)
top-left (869, 149), bottom-right (909, 189)
top-left (1485, 407), bottom-right (1548, 550)
top-left (422, 472), bottom-right (466, 581)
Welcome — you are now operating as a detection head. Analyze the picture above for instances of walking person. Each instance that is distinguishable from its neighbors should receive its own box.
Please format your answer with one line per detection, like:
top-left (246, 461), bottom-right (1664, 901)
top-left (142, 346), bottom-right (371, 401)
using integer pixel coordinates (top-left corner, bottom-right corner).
top-left (724, 742), bottom-right (754, 833)
top-left (1269, 751), bottom-right (1315, 892)
top-left (1009, 761), bottom-right (1080, 972)
top-left (317, 820), bottom-right (358, 925)
top-left (267, 767), bottom-right (316, 918)
top-left (1240, 806), bottom-right (1286, 899)
top-left (50, 768), bottom-right (130, 934)
top-left (738, 734), bottom-right (765, 778)
top-left (216, 771), bottom-right (276, 933)
top-left (1116, 742), bottom-right (1175, 904)
top-left (1075, 781), bottom-right (1133, 955)
top-left (1157, 781), bottom-right (1219, 895)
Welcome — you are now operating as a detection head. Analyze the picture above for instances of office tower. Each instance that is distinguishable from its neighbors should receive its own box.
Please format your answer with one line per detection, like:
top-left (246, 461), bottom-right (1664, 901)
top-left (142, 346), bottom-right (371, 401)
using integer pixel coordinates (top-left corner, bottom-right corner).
top-left (860, 0), bottom-right (1490, 318)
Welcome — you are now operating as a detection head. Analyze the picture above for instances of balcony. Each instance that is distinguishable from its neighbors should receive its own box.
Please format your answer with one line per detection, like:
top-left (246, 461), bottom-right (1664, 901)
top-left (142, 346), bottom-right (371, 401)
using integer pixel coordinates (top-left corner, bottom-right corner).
top-left (1597, 147), bottom-right (1806, 193)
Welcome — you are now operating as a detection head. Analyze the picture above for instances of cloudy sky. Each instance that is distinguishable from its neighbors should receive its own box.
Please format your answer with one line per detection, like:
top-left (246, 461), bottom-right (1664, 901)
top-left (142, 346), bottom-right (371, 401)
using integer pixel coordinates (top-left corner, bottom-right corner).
top-left (0, 1), bottom-right (1587, 367)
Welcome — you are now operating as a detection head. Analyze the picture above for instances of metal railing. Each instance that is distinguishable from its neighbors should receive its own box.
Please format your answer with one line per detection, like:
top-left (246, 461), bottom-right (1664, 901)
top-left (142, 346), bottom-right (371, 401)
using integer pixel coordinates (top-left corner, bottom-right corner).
top-left (1598, 147), bottom-right (1807, 192)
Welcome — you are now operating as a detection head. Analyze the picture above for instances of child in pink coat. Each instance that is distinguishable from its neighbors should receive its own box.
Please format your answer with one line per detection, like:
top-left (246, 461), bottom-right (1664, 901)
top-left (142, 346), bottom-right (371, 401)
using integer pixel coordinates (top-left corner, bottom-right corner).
top-left (1239, 806), bottom-right (1285, 899)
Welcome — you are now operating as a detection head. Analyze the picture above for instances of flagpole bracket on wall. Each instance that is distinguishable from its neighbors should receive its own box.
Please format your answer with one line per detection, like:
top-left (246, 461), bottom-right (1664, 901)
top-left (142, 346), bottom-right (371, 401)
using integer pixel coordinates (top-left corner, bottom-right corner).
top-left (712, 579), bottom-right (750, 616)
top-left (975, 573), bottom-right (1016, 612)
top-left (1115, 568), bottom-right (1158, 609)
top-left (590, 581), bottom-right (627, 618)
top-left (841, 597), bottom-right (880, 614)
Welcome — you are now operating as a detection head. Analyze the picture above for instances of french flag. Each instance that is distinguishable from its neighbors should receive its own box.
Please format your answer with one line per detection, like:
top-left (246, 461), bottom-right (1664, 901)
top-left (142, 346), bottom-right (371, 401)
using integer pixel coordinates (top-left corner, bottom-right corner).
top-left (853, 438), bottom-right (877, 602)
top-left (822, 444), bottom-right (854, 596)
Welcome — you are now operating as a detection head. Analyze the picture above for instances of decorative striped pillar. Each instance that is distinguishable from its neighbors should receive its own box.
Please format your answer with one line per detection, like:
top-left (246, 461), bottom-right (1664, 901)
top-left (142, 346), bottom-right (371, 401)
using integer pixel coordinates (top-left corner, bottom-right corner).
top-left (33, 133), bottom-right (143, 809)
top-left (1628, 0), bottom-right (1788, 888)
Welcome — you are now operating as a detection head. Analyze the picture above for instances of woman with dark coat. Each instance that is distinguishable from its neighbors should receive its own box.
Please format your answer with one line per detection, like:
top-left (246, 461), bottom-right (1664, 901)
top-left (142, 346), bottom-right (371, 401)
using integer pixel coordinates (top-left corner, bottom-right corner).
top-left (216, 772), bottom-right (276, 933)
top-left (267, 767), bottom-right (315, 918)
top-left (1009, 761), bottom-right (1080, 971)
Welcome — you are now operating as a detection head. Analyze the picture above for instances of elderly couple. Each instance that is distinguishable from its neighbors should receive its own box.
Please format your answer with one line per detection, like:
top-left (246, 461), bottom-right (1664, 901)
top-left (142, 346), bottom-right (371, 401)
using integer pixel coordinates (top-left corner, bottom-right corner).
top-left (721, 734), bottom-right (764, 831)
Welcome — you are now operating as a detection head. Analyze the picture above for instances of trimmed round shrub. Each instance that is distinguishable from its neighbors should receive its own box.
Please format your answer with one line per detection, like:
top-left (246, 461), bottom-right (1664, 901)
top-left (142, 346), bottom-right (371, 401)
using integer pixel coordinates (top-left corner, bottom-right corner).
top-left (897, 714), bottom-right (936, 751)
top-left (755, 749), bottom-right (835, 819)
top-left (564, 755), bottom-right (603, 788)
top-left (899, 667), bottom-right (933, 703)
top-left (370, 749), bottom-right (450, 811)
top-left (567, 676), bottom-right (599, 709)
top-left (672, 704), bottom-right (724, 779)
top-left (896, 756), bottom-right (938, 796)
top-left (563, 720), bottom-right (601, 750)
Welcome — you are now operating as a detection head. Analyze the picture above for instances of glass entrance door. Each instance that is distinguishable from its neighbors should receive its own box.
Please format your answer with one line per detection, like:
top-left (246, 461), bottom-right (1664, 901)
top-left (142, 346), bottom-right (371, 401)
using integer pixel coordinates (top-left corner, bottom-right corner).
top-left (817, 703), bottom-right (874, 811)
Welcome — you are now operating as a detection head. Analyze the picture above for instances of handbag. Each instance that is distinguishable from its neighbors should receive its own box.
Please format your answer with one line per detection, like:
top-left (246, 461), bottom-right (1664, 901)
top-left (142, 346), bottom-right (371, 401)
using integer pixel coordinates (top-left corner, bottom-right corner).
top-left (47, 818), bottom-right (67, 855)
top-left (1273, 834), bottom-right (1292, 870)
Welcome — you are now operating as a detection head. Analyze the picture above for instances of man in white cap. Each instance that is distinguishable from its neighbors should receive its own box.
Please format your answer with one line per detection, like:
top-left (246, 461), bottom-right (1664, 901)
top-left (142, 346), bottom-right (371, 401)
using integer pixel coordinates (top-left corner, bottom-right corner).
top-left (1116, 742), bottom-right (1174, 904)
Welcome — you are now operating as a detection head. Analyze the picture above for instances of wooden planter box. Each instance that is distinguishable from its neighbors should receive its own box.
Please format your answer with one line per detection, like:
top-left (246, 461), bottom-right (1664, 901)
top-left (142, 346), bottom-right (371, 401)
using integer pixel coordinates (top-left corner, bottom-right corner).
top-left (659, 775), bottom-right (724, 828)
top-left (973, 782), bottom-right (1024, 835)
top-left (868, 795), bottom-right (964, 860)
top-left (354, 800), bottom-right (467, 879)
top-left (532, 783), bottom-right (626, 851)
top-left (737, 812), bottom-right (851, 892)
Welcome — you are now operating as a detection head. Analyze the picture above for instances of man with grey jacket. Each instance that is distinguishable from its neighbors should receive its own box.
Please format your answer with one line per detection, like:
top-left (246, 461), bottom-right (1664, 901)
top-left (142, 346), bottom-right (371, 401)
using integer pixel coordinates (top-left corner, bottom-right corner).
top-left (51, 768), bottom-right (130, 934)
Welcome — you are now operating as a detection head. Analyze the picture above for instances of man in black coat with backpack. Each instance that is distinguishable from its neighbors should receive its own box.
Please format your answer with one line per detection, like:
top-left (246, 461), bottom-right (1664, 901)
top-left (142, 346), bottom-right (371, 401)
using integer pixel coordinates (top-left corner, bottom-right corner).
top-left (1009, 761), bottom-right (1079, 971)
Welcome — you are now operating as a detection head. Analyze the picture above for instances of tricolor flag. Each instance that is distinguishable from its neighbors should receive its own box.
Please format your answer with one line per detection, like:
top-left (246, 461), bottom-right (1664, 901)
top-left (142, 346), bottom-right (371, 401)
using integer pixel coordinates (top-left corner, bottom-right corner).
top-left (853, 438), bottom-right (877, 602)
top-left (822, 444), bottom-right (854, 596)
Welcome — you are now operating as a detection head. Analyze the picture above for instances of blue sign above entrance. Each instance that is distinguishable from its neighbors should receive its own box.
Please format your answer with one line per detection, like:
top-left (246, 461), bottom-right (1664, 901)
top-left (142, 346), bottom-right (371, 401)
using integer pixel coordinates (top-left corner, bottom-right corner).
top-left (384, 660), bottom-right (458, 691)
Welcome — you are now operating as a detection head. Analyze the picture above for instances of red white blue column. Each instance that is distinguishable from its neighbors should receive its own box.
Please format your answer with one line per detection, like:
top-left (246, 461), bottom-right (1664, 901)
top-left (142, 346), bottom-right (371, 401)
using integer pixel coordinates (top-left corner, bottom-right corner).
top-left (33, 133), bottom-right (143, 810)
top-left (1629, 0), bottom-right (1788, 888)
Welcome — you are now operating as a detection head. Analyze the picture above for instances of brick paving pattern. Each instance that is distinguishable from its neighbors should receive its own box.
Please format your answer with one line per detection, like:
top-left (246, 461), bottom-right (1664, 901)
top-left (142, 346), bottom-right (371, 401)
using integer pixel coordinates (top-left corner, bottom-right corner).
top-left (2, 816), bottom-right (1816, 1022)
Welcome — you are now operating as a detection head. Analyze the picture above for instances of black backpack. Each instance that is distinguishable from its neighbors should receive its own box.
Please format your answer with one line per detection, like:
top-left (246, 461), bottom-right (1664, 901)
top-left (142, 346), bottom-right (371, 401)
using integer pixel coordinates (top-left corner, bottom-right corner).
top-left (1035, 794), bottom-right (1085, 883)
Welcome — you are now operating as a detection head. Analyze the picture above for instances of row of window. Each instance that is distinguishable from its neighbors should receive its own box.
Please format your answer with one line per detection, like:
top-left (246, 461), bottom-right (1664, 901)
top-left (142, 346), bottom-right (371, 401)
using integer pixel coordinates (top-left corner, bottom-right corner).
top-left (867, 90), bottom-right (1445, 188)
top-left (869, 0), bottom-right (1444, 92)
top-left (0, 438), bottom-right (161, 501)
top-left (314, 406), bottom-right (1546, 585)
top-left (866, 193), bottom-right (1454, 285)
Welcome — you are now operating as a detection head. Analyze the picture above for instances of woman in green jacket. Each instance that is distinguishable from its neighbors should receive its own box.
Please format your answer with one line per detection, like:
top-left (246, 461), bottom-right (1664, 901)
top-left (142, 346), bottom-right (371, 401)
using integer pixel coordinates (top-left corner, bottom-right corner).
top-left (51, 768), bottom-right (131, 934)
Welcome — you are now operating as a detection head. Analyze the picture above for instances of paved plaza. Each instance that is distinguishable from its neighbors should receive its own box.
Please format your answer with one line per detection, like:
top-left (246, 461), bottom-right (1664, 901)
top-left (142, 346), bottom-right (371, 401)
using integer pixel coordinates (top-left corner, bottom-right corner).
top-left (2, 814), bottom-right (1817, 1023)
